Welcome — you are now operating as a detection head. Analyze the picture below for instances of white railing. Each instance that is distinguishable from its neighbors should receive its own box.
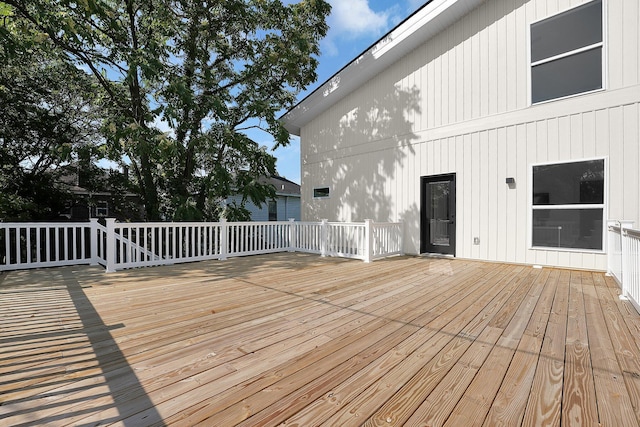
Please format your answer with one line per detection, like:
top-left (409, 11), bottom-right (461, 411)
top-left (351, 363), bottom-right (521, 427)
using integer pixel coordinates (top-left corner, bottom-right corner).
top-left (608, 220), bottom-right (640, 313)
top-left (0, 219), bottom-right (101, 271)
top-left (0, 218), bottom-right (404, 273)
top-left (372, 221), bottom-right (404, 260)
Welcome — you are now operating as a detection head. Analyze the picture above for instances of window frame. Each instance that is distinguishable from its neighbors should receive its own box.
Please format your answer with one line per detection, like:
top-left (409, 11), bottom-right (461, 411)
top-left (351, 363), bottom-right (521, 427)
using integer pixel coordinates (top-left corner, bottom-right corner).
top-left (313, 187), bottom-right (330, 199)
top-left (268, 200), bottom-right (277, 221)
top-left (95, 200), bottom-right (109, 217)
top-left (529, 0), bottom-right (606, 105)
top-left (529, 157), bottom-right (607, 253)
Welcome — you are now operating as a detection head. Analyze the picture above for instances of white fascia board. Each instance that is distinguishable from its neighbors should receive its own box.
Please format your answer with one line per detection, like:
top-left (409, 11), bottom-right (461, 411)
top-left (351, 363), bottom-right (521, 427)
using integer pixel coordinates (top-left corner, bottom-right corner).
top-left (282, 0), bottom-right (484, 136)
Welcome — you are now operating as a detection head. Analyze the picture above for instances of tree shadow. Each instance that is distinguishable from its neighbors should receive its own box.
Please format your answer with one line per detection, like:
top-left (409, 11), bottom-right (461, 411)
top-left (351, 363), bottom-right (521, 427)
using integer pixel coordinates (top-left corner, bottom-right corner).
top-left (303, 57), bottom-right (420, 224)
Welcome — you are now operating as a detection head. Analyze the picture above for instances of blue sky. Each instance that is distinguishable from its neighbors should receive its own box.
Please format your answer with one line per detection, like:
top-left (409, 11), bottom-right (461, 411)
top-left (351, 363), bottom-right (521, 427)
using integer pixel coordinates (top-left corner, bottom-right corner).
top-left (267, 0), bottom-right (425, 184)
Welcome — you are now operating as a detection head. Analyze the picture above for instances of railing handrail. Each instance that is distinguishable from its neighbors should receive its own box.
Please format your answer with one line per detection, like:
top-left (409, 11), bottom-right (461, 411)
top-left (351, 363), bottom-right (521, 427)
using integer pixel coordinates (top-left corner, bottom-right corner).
top-left (0, 219), bottom-right (404, 273)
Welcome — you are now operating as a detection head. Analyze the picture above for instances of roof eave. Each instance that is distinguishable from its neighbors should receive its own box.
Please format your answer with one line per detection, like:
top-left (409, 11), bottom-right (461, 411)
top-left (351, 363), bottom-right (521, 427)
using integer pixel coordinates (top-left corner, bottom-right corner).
top-left (282, 0), bottom-right (484, 136)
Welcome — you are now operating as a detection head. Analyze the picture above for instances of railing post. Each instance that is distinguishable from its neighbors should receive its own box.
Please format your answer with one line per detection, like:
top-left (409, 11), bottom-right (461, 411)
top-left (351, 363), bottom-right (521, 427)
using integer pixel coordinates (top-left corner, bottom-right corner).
top-left (89, 218), bottom-right (99, 266)
top-left (288, 218), bottom-right (296, 252)
top-left (219, 218), bottom-right (228, 260)
top-left (364, 219), bottom-right (373, 263)
top-left (105, 218), bottom-right (116, 273)
top-left (399, 220), bottom-right (405, 256)
top-left (321, 219), bottom-right (328, 257)
top-left (621, 223), bottom-right (629, 298)
top-left (618, 221), bottom-right (635, 297)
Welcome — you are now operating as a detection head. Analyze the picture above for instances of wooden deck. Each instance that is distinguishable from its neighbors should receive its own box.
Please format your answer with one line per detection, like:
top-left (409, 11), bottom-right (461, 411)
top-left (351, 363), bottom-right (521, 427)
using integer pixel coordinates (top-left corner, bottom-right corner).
top-left (1, 253), bottom-right (640, 426)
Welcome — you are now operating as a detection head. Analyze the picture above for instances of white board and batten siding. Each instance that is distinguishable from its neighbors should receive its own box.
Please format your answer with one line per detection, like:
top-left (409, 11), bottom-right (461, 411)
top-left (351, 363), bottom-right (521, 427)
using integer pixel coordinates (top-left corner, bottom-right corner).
top-left (300, 0), bottom-right (640, 271)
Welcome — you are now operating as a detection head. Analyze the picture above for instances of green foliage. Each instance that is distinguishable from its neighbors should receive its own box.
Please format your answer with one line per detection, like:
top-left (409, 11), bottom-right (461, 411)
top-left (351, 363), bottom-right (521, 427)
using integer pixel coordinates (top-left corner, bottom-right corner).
top-left (5, 0), bottom-right (330, 221)
top-left (0, 32), bottom-right (105, 219)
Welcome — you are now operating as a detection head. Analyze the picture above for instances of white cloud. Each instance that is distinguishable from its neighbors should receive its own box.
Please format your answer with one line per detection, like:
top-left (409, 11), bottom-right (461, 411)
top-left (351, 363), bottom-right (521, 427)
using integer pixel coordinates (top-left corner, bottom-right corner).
top-left (322, 0), bottom-right (400, 56)
top-left (328, 0), bottom-right (390, 37)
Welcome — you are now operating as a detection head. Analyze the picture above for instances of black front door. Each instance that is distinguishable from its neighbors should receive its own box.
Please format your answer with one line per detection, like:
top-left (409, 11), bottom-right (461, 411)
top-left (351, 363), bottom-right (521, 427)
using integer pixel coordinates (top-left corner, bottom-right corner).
top-left (421, 174), bottom-right (456, 255)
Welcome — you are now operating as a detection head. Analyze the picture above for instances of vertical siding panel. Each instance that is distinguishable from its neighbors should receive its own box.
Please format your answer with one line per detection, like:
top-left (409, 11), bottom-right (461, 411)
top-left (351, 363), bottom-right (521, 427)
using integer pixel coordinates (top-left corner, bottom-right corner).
top-left (623, 104), bottom-right (639, 222)
top-left (409, 54), bottom-right (417, 131)
top-left (558, 115), bottom-right (571, 160)
top-left (427, 139), bottom-right (435, 174)
top-left (608, 0), bottom-right (623, 89)
top-left (505, 126), bottom-right (518, 262)
top-left (496, 128), bottom-right (507, 261)
top-left (547, 117), bottom-right (559, 163)
top-left (515, 0), bottom-right (528, 108)
top-left (536, 120), bottom-right (548, 162)
top-left (570, 113), bottom-right (584, 158)
top-left (506, 0), bottom-right (518, 111)
top-left (449, 136), bottom-right (456, 173)
top-left (455, 22), bottom-right (465, 123)
top-left (458, 135), bottom-right (468, 257)
top-left (496, 0), bottom-right (507, 114)
top-left (608, 107), bottom-right (624, 219)
top-left (434, 51), bottom-right (443, 127)
top-left (463, 14), bottom-right (473, 121)
top-left (470, 133), bottom-right (480, 259)
top-left (427, 48), bottom-right (436, 129)
top-left (479, 131), bottom-right (490, 260)
top-left (622, 0), bottom-right (639, 86)
top-left (471, 12), bottom-right (481, 119)
top-left (448, 27), bottom-right (457, 125)
top-left (441, 32), bottom-right (450, 126)
top-left (594, 109), bottom-right (609, 159)
top-left (479, 5), bottom-right (490, 118)
top-left (487, 0), bottom-right (498, 116)
top-left (582, 111), bottom-right (596, 158)
top-left (515, 124), bottom-right (528, 263)
top-left (415, 48), bottom-right (424, 131)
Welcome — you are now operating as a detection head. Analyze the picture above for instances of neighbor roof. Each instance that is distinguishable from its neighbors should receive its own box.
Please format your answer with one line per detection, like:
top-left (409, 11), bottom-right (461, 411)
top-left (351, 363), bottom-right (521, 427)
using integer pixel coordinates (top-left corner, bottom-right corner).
top-left (281, 0), bottom-right (485, 136)
top-left (264, 175), bottom-right (301, 196)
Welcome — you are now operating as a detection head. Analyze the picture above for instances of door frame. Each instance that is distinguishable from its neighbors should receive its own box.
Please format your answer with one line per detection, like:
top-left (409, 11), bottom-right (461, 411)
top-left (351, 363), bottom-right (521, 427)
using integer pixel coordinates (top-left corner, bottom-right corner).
top-left (420, 173), bottom-right (456, 256)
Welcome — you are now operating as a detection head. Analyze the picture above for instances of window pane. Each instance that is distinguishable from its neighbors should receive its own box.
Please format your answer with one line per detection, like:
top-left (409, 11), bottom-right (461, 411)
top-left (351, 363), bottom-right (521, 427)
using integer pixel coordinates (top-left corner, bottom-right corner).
top-left (531, 0), bottom-right (602, 62)
top-left (429, 181), bottom-right (450, 246)
top-left (532, 47), bottom-right (602, 103)
top-left (268, 200), bottom-right (277, 221)
top-left (532, 208), bottom-right (603, 250)
top-left (533, 159), bottom-right (604, 205)
top-left (313, 187), bottom-right (330, 198)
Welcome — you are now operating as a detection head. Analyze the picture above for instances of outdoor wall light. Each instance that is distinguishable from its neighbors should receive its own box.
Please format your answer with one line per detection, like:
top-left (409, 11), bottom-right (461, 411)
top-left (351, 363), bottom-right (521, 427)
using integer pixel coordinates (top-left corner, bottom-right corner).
top-left (505, 177), bottom-right (515, 184)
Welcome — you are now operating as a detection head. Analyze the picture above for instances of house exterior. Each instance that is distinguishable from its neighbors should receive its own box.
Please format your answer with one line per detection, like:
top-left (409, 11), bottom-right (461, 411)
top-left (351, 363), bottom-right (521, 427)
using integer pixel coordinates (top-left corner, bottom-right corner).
top-left (58, 166), bottom-right (144, 222)
top-left (225, 175), bottom-right (301, 221)
top-left (282, 0), bottom-right (640, 271)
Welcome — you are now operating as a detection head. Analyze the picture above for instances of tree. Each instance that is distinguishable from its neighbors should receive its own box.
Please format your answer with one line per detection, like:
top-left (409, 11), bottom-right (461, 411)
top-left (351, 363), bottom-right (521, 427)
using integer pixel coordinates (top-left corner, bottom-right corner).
top-left (0, 8), bottom-right (106, 220)
top-left (5, 0), bottom-right (330, 221)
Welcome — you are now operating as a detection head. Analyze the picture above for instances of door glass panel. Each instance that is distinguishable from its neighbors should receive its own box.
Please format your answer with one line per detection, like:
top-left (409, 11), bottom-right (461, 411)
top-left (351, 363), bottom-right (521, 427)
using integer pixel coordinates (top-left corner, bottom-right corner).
top-left (429, 181), bottom-right (450, 246)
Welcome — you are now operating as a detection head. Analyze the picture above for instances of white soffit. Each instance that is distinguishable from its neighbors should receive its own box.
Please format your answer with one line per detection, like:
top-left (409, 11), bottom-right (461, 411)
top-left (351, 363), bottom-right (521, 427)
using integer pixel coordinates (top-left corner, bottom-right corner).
top-left (282, 0), bottom-right (485, 135)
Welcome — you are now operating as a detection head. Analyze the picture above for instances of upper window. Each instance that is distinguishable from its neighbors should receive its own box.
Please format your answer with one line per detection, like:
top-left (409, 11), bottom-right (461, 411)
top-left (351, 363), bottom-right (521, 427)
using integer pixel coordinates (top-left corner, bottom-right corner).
top-left (531, 0), bottom-right (603, 103)
top-left (532, 159), bottom-right (605, 251)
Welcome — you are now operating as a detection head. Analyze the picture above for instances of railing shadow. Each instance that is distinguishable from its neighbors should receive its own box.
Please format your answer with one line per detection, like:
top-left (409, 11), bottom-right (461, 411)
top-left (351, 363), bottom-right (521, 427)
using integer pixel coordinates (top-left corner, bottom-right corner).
top-left (0, 267), bottom-right (165, 426)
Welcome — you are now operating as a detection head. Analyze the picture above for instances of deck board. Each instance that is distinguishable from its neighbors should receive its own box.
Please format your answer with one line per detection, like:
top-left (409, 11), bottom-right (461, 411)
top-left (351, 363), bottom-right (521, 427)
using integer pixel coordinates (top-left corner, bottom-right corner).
top-left (1, 253), bottom-right (640, 426)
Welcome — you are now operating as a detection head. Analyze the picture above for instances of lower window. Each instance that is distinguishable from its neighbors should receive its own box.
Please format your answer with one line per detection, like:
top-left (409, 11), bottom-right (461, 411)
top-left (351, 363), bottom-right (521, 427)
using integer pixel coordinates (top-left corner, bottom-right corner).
top-left (532, 208), bottom-right (603, 250)
top-left (532, 159), bottom-right (605, 251)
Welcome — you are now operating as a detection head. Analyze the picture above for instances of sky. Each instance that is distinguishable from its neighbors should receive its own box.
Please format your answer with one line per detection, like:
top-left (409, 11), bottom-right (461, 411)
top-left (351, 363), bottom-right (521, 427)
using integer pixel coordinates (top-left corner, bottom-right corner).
top-left (267, 0), bottom-right (426, 184)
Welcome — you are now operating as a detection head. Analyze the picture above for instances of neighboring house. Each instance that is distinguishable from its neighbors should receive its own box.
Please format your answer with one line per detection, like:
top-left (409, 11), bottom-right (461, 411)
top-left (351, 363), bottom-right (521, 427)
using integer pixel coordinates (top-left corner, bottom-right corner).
top-left (226, 175), bottom-right (301, 221)
top-left (59, 166), bottom-right (143, 221)
top-left (282, 0), bottom-right (640, 271)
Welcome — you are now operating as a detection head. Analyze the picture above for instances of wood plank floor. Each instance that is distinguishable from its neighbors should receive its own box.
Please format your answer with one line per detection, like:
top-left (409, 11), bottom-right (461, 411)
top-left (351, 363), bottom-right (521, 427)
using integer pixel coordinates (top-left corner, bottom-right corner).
top-left (1, 253), bottom-right (640, 426)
